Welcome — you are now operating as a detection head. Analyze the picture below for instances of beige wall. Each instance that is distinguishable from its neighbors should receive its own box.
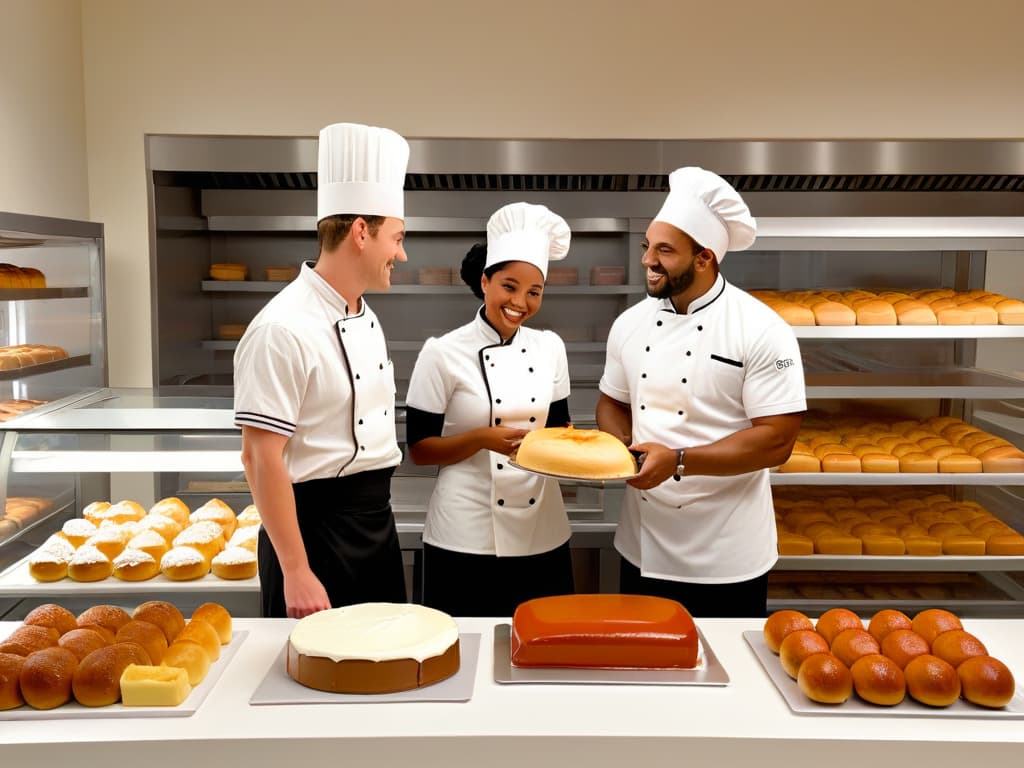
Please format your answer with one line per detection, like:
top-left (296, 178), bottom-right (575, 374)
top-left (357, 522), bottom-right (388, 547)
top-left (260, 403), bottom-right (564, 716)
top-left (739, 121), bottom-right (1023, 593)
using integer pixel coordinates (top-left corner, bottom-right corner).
top-left (0, 0), bottom-right (88, 220)
top-left (64, 0), bottom-right (1024, 384)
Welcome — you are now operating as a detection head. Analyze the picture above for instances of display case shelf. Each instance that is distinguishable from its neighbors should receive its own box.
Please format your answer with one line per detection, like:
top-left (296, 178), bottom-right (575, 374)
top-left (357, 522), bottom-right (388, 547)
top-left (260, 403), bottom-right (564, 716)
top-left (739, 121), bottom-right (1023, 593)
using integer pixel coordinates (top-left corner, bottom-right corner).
top-left (804, 369), bottom-right (1024, 399)
top-left (794, 326), bottom-right (1024, 339)
top-left (769, 473), bottom-right (1024, 486)
top-left (774, 555), bottom-right (1024, 572)
top-left (0, 355), bottom-right (91, 382)
top-left (0, 287), bottom-right (89, 301)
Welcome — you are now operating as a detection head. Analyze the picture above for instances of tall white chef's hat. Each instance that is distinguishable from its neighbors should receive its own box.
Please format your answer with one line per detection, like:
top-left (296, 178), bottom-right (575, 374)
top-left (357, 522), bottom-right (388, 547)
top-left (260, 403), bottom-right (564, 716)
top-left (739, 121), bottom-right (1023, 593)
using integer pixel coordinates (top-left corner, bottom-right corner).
top-left (316, 122), bottom-right (410, 222)
top-left (653, 167), bottom-right (756, 263)
top-left (485, 202), bottom-right (571, 279)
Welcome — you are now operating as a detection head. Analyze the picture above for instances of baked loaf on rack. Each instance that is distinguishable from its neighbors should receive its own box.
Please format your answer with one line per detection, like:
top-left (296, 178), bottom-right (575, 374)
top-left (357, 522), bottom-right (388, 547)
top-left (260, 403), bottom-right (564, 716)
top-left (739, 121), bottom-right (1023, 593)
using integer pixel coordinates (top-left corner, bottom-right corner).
top-left (511, 594), bottom-right (700, 669)
top-left (514, 426), bottom-right (637, 479)
top-left (0, 344), bottom-right (68, 370)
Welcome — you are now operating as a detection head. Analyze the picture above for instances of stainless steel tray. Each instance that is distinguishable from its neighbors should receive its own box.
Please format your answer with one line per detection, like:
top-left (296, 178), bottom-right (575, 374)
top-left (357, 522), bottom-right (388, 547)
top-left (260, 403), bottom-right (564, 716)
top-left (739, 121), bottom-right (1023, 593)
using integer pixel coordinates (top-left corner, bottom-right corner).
top-left (743, 630), bottom-right (1024, 718)
top-left (0, 631), bottom-right (247, 720)
top-left (507, 458), bottom-right (639, 483)
top-left (249, 633), bottom-right (480, 705)
top-left (493, 623), bottom-right (729, 686)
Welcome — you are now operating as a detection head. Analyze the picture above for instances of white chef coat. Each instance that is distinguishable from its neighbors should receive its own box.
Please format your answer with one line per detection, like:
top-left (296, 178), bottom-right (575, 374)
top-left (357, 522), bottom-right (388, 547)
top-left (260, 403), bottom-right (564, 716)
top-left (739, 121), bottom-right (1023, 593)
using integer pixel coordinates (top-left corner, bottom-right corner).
top-left (233, 262), bottom-right (402, 483)
top-left (600, 274), bottom-right (806, 583)
top-left (406, 309), bottom-right (571, 557)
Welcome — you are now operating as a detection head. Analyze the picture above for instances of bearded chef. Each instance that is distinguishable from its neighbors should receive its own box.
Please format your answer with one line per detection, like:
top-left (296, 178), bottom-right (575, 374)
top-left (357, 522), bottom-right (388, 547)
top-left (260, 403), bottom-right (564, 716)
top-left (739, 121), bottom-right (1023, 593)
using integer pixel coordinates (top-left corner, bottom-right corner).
top-left (405, 202), bottom-right (575, 617)
top-left (596, 167), bottom-right (806, 618)
top-left (234, 122), bottom-right (410, 618)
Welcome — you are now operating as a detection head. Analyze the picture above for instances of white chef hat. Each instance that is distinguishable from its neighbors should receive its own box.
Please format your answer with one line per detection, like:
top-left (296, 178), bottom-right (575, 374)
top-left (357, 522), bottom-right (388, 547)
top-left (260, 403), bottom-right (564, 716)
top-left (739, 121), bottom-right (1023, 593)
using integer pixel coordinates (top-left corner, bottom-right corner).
top-left (316, 122), bottom-right (410, 222)
top-left (653, 167), bottom-right (756, 263)
top-left (485, 202), bottom-right (570, 279)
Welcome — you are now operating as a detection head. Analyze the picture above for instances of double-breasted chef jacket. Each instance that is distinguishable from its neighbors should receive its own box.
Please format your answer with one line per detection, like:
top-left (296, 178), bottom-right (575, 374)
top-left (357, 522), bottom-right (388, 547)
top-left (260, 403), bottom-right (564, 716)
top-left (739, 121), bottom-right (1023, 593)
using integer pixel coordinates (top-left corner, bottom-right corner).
top-left (405, 308), bottom-right (571, 557)
top-left (234, 261), bottom-right (402, 480)
top-left (600, 274), bottom-right (806, 583)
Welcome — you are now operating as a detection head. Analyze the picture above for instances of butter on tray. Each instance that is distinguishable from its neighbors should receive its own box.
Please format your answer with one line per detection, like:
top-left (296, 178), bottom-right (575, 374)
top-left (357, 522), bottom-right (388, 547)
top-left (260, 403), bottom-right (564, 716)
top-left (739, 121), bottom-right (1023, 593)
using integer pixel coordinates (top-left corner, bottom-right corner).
top-left (120, 663), bottom-right (192, 706)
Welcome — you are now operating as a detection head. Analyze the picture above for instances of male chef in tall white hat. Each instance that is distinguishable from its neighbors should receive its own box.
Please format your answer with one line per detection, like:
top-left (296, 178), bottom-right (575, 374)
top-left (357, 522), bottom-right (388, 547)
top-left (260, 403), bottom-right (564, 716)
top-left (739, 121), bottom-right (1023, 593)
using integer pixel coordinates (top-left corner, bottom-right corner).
top-left (234, 122), bottom-right (410, 618)
top-left (596, 167), bottom-right (806, 618)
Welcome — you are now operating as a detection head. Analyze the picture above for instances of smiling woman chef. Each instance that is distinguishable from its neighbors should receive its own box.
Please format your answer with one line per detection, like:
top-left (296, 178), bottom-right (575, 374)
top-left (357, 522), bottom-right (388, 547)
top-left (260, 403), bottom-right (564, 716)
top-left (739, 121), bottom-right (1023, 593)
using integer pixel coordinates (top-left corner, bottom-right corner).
top-left (596, 167), bottom-right (806, 618)
top-left (233, 123), bottom-right (410, 618)
top-left (405, 203), bottom-right (575, 617)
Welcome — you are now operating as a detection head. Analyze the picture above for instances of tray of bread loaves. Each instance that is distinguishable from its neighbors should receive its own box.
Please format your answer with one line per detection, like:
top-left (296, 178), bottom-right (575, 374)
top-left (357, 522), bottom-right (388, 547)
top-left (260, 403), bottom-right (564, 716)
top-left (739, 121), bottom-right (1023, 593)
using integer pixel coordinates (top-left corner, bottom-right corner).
top-left (0, 600), bottom-right (245, 718)
top-left (508, 426), bottom-right (641, 483)
top-left (0, 497), bottom-right (262, 595)
top-left (494, 594), bottom-right (730, 686)
top-left (746, 607), bottom-right (1024, 718)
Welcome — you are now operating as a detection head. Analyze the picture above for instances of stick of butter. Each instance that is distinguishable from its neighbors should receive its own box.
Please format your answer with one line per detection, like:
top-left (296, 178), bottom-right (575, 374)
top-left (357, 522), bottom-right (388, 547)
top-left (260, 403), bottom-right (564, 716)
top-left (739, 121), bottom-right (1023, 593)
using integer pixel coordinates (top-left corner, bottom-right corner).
top-left (120, 664), bottom-right (192, 706)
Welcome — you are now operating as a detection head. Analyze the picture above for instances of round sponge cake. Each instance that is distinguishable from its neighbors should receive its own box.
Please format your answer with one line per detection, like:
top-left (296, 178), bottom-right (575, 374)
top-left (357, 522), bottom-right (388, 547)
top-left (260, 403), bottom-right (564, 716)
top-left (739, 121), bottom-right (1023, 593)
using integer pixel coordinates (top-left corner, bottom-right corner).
top-left (515, 426), bottom-right (637, 479)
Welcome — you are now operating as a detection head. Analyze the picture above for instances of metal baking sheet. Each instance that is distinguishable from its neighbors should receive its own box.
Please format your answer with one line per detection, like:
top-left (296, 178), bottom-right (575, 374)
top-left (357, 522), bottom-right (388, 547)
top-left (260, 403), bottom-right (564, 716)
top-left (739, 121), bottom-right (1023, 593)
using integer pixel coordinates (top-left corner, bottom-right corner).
top-left (493, 623), bottom-right (729, 686)
top-left (0, 630), bottom-right (248, 720)
top-left (249, 633), bottom-right (480, 705)
top-left (743, 630), bottom-right (1024, 718)
top-left (507, 458), bottom-right (639, 483)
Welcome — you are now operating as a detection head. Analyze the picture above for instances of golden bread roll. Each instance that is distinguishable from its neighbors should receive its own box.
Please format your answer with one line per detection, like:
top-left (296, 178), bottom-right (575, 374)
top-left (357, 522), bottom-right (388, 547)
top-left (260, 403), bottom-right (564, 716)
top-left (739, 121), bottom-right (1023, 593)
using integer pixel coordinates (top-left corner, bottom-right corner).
top-left (881, 629), bottom-right (930, 669)
top-left (797, 653), bottom-right (853, 704)
top-left (189, 503), bottom-right (237, 539)
top-left (148, 497), bottom-right (191, 527)
top-left (191, 603), bottom-right (232, 645)
top-left (958, 301), bottom-right (998, 324)
top-left (935, 306), bottom-right (972, 325)
top-left (938, 454), bottom-right (982, 473)
top-left (67, 545), bottom-right (113, 582)
top-left (162, 640), bottom-right (210, 685)
top-left (957, 655), bottom-right (1016, 708)
top-left (81, 500), bottom-right (111, 525)
top-left (77, 604), bottom-right (132, 636)
top-left (778, 453), bottom-right (820, 472)
top-left (860, 534), bottom-right (906, 556)
top-left (112, 548), bottom-right (160, 581)
top-left (19, 646), bottom-right (78, 709)
top-left (160, 546), bottom-right (210, 581)
top-left (0, 652), bottom-right (26, 709)
top-left (903, 536), bottom-right (944, 556)
top-left (867, 609), bottom-right (913, 643)
top-left (815, 608), bottom-right (864, 645)
top-left (941, 534), bottom-right (986, 555)
top-left (810, 301), bottom-right (856, 326)
top-left (93, 500), bottom-right (146, 525)
top-left (859, 453), bottom-right (900, 472)
top-left (930, 629), bottom-right (987, 668)
top-left (72, 642), bottom-right (151, 706)
top-left (58, 628), bottom-right (110, 661)
top-left (116, 620), bottom-right (169, 664)
top-left (821, 454), bottom-right (861, 472)
top-left (763, 610), bottom-right (815, 654)
top-left (972, 520), bottom-right (1014, 538)
top-left (830, 628), bottom-right (881, 667)
top-left (23, 604), bottom-right (78, 636)
top-left (995, 298), bottom-right (1024, 324)
top-left (928, 521), bottom-right (971, 538)
top-left (851, 653), bottom-right (906, 706)
top-left (209, 262), bottom-right (248, 281)
top-left (175, 619), bottom-right (220, 662)
top-left (227, 524), bottom-right (259, 553)
top-left (236, 504), bottom-right (261, 527)
top-left (899, 453), bottom-right (938, 473)
top-left (81, 528), bottom-right (127, 560)
top-left (136, 514), bottom-right (183, 542)
top-left (986, 533), bottom-right (1024, 555)
top-left (894, 299), bottom-right (937, 325)
top-left (777, 532), bottom-right (814, 555)
top-left (904, 654), bottom-right (960, 707)
top-left (28, 542), bottom-right (72, 582)
top-left (211, 546), bottom-right (257, 579)
top-left (813, 534), bottom-right (862, 555)
top-left (59, 518), bottom-right (98, 547)
top-left (120, 663), bottom-right (192, 707)
top-left (0, 624), bottom-right (60, 656)
top-left (979, 447), bottom-right (1024, 473)
top-left (779, 630), bottom-right (831, 679)
top-left (126, 530), bottom-right (171, 561)
top-left (854, 299), bottom-right (897, 325)
top-left (911, 608), bottom-right (963, 645)
top-left (132, 601), bottom-right (186, 644)
top-left (172, 521), bottom-right (226, 562)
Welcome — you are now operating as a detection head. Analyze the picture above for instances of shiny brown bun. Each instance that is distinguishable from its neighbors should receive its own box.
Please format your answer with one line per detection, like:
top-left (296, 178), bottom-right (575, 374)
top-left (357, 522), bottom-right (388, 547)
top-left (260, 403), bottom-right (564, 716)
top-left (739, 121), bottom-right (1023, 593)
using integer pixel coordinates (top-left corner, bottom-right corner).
top-left (830, 628), bottom-right (881, 668)
top-left (880, 629), bottom-right (931, 669)
top-left (0, 624), bottom-right (60, 656)
top-left (116, 620), bottom-right (169, 665)
top-left (72, 642), bottom-right (151, 706)
top-left (850, 653), bottom-right (906, 706)
top-left (763, 610), bottom-right (814, 654)
top-left (904, 654), bottom-right (961, 707)
top-left (162, 640), bottom-right (210, 685)
top-left (77, 604), bottom-right (132, 636)
top-left (58, 628), bottom-right (110, 661)
top-left (779, 629), bottom-right (831, 679)
top-left (797, 653), bottom-right (853, 704)
top-left (23, 604), bottom-right (78, 636)
top-left (191, 603), bottom-right (232, 644)
top-left (930, 629), bottom-right (988, 668)
top-left (132, 600), bottom-right (186, 645)
top-left (867, 609), bottom-right (912, 643)
top-left (815, 608), bottom-right (863, 645)
top-left (19, 646), bottom-right (78, 709)
top-left (0, 652), bottom-right (26, 710)
top-left (957, 655), bottom-right (1016, 708)
top-left (175, 619), bottom-right (221, 662)
top-left (148, 497), bottom-right (191, 527)
top-left (911, 608), bottom-right (963, 646)
top-left (211, 546), bottom-right (257, 580)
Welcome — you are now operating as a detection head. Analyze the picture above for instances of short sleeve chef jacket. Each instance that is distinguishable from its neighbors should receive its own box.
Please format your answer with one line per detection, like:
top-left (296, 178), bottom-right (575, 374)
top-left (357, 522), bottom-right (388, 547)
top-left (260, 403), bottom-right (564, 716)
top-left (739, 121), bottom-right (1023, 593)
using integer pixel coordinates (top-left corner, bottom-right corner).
top-left (600, 274), bottom-right (806, 583)
top-left (233, 262), bottom-right (401, 483)
top-left (405, 309), bottom-right (571, 557)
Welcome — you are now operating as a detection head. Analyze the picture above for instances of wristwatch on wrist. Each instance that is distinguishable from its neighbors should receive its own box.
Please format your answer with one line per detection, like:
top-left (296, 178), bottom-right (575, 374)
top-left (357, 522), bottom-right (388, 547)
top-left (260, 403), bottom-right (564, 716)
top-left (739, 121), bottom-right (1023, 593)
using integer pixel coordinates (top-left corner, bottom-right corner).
top-left (675, 448), bottom-right (686, 478)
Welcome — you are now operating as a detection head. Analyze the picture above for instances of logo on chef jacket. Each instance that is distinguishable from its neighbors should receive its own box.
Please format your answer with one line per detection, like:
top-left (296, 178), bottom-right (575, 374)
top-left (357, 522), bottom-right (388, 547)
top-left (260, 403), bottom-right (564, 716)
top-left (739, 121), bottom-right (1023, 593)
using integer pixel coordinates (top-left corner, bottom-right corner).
top-left (775, 358), bottom-right (795, 370)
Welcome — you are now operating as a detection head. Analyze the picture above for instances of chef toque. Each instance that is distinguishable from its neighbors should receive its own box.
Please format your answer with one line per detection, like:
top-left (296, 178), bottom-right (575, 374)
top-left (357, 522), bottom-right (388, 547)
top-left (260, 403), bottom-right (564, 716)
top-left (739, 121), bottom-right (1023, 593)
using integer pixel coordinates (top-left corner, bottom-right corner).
top-left (485, 202), bottom-right (571, 279)
top-left (652, 167), bottom-right (756, 263)
top-left (316, 122), bottom-right (410, 222)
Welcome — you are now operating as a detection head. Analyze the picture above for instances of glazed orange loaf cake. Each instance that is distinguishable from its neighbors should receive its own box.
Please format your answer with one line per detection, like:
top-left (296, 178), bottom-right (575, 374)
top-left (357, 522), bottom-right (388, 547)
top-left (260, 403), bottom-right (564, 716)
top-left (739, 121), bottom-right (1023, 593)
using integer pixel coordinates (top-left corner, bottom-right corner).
top-left (511, 594), bottom-right (699, 669)
top-left (515, 426), bottom-right (637, 479)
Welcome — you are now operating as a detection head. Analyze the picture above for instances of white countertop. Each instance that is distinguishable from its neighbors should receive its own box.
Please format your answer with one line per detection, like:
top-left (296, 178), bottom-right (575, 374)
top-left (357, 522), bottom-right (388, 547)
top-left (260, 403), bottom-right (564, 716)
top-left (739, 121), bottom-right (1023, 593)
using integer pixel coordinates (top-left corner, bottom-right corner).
top-left (3, 617), bottom-right (1024, 767)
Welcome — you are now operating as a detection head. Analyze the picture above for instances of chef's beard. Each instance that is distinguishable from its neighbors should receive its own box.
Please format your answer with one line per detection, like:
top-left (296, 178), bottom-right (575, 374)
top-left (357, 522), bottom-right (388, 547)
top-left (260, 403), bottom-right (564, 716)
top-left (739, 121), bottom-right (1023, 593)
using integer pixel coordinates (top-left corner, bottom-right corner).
top-left (646, 258), bottom-right (697, 299)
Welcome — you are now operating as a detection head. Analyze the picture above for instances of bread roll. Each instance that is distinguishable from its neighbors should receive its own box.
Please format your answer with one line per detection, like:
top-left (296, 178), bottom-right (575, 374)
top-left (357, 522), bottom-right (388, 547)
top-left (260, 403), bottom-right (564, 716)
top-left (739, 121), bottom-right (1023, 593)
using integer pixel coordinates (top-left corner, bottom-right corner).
top-left (111, 620), bottom-right (167, 665)
top-left (851, 653), bottom-right (906, 705)
top-left (959, 301), bottom-right (998, 324)
top-left (881, 629), bottom-right (930, 669)
top-left (816, 608), bottom-right (864, 645)
top-left (777, 532), bottom-right (814, 555)
top-left (23, 604), bottom-right (77, 636)
top-left (94, 500), bottom-right (146, 525)
top-left (904, 654), bottom-right (960, 706)
top-left (162, 641), bottom-right (211, 685)
top-left (867, 609), bottom-right (913, 643)
top-left (72, 642), bottom-right (151, 706)
top-left (175, 619), bottom-right (220, 662)
top-left (160, 546), bottom-right (210, 581)
top-left (813, 534), bottom-right (862, 555)
top-left (854, 300), bottom-right (898, 325)
top-left (894, 299), bottom-right (937, 325)
top-left (995, 298), bottom-right (1024, 324)
top-left (0, 652), bottom-right (25, 710)
top-left (941, 534), bottom-right (986, 555)
top-left (898, 453), bottom-right (938, 473)
top-left (126, 529), bottom-right (171, 561)
top-left (957, 655), bottom-right (1016, 708)
top-left (148, 497), bottom-right (191, 527)
top-left (798, 653), bottom-right (853, 704)
top-left (779, 629), bottom-right (831, 679)
top-left (82, 528), bottom-right (127, 560)
top-left (930, 629), bottom-right (987, 668)
top-left (211, 546), bottom-right (257, 579)
top-left (236, 504), bottom-right (261, 528)
top-left (81, 500), bottom-right (112, 525)
top-left (19, 646), bottom-right (78, 709)
top-left (911, 608), bottom-right (963, 645)
top-left (192, 603), bottom-right (232, 645)
top-left (986, 533), bottom-right (1024, 555)
top-left (77, 604), bottom-right (132, 636)
top-left (67, 545), bottom-right (113, 582)
top-left (136, 514), bottom-right (183, 543)
top-left (821, 454), bottom-right (861, 472)
top-left (28, 542), bottom-right (72, 582)
top-left (830, 628), bottom-right (881, 667)
top-left (811, 301), bottom-right (856, 326)
top-left (58, 627), bottom-right (110, 661)
top-left (763, 610), bottom-right (815, 654)
top-left (59, 518), bottom-right (98, 547)
top-left (779, 453), bottom-right (820, 472)
top-left (979, 447), bottom-right (1024, 473)
top-left (903, 536), bottom-right (943, 556)
top-left (172, 522), bottom-right (226, 562)
top-left (938, 454), bottom-right (983, 473)
top-left (189, 504), bottom-right (237, 539)
top-left (132, 601), bottom-right (186, 644)
top-left (860, 534), bottom-right (906, 555)
top-left (859, 453), bottom-right (900, 472)
top-left (227, 524), bottom-right (259, 553)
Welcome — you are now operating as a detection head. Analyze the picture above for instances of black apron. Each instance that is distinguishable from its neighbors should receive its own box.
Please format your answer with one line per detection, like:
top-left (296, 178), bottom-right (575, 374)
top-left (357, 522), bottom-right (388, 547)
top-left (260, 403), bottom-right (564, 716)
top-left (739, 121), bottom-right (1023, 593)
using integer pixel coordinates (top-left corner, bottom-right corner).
top-left (258, 467), bottom-right (407, 617)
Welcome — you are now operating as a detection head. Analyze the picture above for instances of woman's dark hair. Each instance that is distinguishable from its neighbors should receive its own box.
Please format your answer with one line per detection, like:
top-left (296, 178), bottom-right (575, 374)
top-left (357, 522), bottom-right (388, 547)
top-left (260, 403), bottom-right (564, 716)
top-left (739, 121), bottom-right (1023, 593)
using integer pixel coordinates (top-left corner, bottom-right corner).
top-left (460, 243), bottom-right (510, 300)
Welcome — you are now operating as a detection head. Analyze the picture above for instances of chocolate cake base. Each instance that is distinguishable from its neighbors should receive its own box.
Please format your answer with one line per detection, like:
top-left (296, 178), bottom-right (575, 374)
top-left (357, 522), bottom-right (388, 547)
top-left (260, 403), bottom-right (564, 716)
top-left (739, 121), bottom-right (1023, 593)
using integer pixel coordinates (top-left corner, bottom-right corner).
top-left (287, 639), bottom-right (460, 694)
